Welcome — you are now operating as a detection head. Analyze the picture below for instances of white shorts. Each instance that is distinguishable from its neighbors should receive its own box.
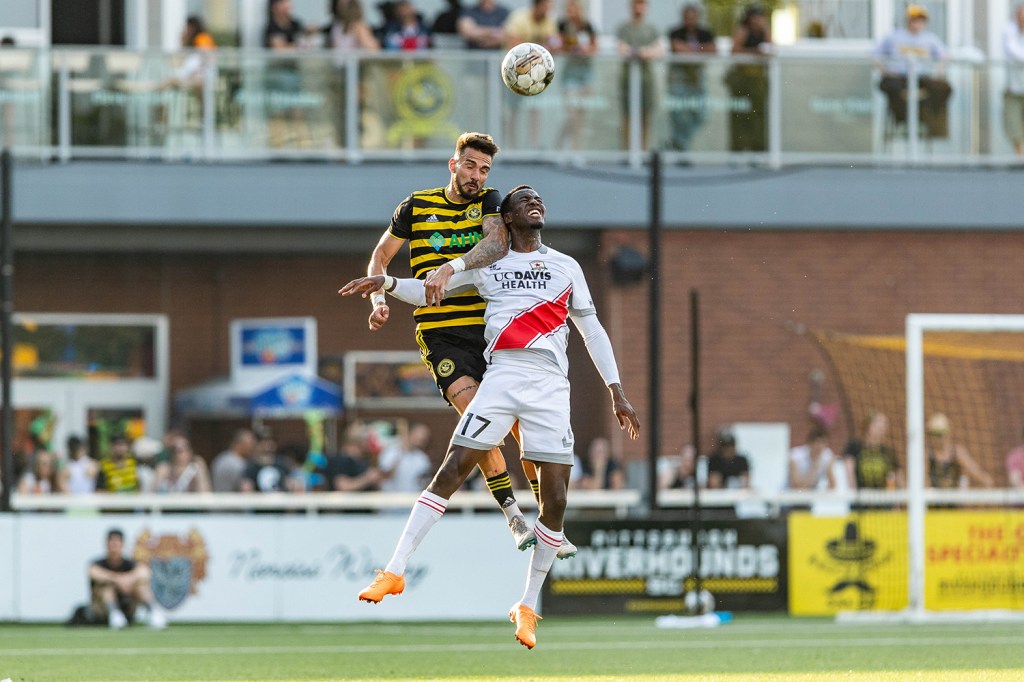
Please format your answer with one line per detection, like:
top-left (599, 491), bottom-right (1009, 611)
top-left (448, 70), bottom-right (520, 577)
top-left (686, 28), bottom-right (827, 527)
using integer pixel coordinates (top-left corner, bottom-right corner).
top-left (451, 360), bottom-right (574, 465)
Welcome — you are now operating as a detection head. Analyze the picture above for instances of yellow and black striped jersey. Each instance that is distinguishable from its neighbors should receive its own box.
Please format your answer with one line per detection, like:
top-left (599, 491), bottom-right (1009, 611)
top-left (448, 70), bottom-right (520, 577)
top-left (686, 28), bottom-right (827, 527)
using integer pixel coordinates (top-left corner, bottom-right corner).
top-left (388, 186), bottom-right (500, 331)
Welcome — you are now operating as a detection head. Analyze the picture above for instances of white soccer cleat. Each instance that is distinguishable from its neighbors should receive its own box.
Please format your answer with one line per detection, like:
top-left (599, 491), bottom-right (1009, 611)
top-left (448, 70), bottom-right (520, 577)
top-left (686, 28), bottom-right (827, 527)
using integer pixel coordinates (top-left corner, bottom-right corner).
top-left (509, 515), bottom-right (536, 551)
top-left (556, 535), bottom-right (578, 560)
top-left (108, 609), bottom-right (128, 630)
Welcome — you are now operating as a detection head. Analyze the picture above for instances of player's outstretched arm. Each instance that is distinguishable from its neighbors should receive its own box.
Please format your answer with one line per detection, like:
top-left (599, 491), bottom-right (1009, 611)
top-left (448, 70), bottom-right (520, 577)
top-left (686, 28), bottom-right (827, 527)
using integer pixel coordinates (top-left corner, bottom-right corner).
top-left (423, 215), bottom-right (509, 306)
top-left (365, 231), bottom-right (405, 331)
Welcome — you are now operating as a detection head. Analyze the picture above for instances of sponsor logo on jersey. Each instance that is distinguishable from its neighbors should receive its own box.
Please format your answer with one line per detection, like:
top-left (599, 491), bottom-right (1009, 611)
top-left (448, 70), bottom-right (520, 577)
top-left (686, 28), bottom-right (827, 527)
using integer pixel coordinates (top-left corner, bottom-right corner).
top-left (467, 204), bottom-right (482, 221)
top-left (493, 268), bottom-right (552, 289)
top-left (530, 261), bottom-right (548, 271)
top-left (428, 231), bottom-right (446, 251)
top-left (437, 358), bottom-right (455, 377)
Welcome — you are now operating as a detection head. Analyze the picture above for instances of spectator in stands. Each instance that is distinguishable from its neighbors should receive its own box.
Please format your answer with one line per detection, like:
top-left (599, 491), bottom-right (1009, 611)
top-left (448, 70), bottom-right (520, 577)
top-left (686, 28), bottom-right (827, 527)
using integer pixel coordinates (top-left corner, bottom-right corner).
top-left (843, 411), bottom-right (900, 489)
top-left (874, 5), bottom-right (951, 138)
top-left (88, 528), bottom-right (165, 630)
top-left (926, 413), bottom-right (994, 488)
top-left (1003, 4), bottom-right (1024, 155)
top-left (616, 0), bottom-right (664, 150)
top-left (1006, 428), bottom-right (1024, 488)
top-left (378, 421), bottom-right (433, 492)
top-left (503, 0), bottom-right (559, 50)
top-left (264, 0), bottom-right (315, 49)
top-left (667, 4), bottom-right (717, 151)
top-left (382, 0), bottom-right (430, 51)
top-left (211, 428), bottom-right (257, 492)
top-left (327, 422), bottom-right (383, 491)
top-left (240, 428), bottom-right (295, 492)
top-left (96, 435), bottom-right (140, 493)
top-left (581, 437), bottom-right (626, 490)
top-left (726, 4), bottom-right (771, 152)
top-left (557, 0), bottom-right (597, 150)
top-left (17, 450), bottom-right (64, 494)
top-left (458, 0), bottom-right (510, 51)
top-left (154, 436), bottom-right (211, 493)
top-left (323, 0), bottom-right (380, 50)
top-left (787, 425), bottom-right (837, 490)
top-left (63, 434), bottom-right (98, 495)
top-left (133, 436), bottom-right (163, 493)
top-left (431, 0), bottom-right (465, 45)
top-left (659, 443), bottom-right (701, 490)
top-left (707, 429), bottom-right (750, 489)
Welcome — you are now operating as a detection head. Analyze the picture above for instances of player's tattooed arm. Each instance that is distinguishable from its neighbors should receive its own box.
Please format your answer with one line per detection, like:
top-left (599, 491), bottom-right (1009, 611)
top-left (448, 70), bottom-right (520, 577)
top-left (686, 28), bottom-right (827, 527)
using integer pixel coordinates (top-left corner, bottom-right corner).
top-left (423, 215), bottom-right (509, 306)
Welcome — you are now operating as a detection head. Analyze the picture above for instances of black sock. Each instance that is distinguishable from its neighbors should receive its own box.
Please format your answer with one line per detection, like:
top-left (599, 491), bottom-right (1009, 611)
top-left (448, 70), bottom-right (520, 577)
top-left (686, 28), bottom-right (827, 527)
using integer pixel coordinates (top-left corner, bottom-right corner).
top-left (529, 479), bottom-right (540, 503)
top-left (485, 471), bottom-right (516, 509)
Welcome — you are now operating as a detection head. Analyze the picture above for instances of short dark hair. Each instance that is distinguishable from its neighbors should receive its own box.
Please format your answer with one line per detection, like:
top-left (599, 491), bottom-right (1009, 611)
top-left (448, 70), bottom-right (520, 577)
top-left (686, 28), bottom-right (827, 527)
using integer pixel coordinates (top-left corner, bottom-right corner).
top-left (107, 528), bottom-right (124, 542)
top-left (67, 434), bottom-right (83, 451)
top-left (455, 132), bottom-right (499, 159)
top-left (500, 184), bottom-right (534, 217)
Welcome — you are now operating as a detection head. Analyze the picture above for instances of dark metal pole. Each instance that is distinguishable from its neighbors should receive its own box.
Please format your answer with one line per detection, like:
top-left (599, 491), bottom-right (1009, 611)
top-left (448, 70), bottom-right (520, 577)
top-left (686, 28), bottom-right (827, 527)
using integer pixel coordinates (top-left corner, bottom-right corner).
top-left (689, 288), bottom-right (703, 600)
top-left (647, 151), bottom-right (661, 512)
top-left (1, 150), bottom-right (13, 513)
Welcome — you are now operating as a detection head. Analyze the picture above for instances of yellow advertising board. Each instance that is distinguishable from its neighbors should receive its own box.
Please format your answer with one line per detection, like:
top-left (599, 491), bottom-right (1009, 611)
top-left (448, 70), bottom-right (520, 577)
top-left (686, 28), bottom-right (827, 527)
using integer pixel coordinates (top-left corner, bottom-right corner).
top-left (925, 510), bottom-right (1024, 610)
top-left (789, 510), bottom-right (1024, 614)
top-left (789, 512), bottom-right (908, 615)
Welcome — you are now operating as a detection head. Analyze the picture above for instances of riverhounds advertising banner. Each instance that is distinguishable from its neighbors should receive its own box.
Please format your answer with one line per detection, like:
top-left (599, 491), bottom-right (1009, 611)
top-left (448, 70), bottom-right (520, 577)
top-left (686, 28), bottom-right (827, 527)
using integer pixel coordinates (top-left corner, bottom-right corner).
top-left (3, 515), bottom-right (528, 622)
top-left (543, 519), bottom-right (787, 615)
top-left (789, 510), bottom-right (1024, 614)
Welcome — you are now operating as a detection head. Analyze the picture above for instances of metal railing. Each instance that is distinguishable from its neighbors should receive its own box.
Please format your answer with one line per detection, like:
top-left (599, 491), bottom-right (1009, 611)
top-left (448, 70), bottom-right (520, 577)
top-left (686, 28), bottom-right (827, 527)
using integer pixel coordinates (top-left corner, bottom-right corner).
top-left (1, 46), bottom-right (1021, 166)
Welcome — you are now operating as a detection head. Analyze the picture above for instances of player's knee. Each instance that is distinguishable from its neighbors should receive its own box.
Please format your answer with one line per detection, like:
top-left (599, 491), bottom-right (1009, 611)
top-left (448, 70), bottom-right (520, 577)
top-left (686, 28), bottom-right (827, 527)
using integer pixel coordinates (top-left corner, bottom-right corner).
top-left (478, 449), bottom-right (507, 478)
top-left (541, 485), bottom-right (567, 517)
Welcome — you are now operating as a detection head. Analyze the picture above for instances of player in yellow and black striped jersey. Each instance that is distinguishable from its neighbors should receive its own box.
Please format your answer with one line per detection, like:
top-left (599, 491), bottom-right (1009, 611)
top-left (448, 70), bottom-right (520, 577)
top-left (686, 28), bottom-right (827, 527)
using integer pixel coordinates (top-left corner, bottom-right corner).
top-left (361, 132), bottom-right (536, 552)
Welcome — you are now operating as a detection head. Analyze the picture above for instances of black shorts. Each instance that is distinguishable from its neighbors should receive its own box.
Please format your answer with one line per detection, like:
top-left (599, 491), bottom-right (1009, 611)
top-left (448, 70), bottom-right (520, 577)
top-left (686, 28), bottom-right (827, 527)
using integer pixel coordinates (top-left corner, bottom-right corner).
top-left (416, 326), bottom-right (487, 401)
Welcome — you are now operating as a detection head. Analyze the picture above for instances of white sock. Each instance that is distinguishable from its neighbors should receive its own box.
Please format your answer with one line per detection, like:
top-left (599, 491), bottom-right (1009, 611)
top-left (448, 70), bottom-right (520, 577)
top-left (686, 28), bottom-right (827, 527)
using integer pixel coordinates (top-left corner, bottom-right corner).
top-left (519, 520), bottom-right (562, 611)
top-left (384, 490), bottom-right (447, 576)
top-left (501, 500), bottom-right (525, 523)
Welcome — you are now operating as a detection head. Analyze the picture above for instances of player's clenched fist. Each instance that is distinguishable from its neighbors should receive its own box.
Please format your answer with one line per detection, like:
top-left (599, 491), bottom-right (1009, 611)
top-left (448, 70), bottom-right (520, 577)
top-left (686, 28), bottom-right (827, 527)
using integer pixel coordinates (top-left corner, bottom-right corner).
top-left (339, 276), bottom-right (391, 331)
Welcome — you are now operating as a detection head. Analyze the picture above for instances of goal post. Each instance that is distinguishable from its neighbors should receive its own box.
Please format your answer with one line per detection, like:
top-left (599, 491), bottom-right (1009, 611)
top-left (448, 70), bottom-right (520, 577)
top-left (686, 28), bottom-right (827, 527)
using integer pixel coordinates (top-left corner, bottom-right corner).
top-left (905, 313), bottom-right (1024, 619)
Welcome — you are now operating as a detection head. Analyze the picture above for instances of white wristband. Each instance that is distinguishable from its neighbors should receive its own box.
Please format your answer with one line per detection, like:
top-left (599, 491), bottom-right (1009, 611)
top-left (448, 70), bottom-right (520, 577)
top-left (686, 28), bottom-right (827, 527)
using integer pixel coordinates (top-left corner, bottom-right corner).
top-left (371, 292), bottom-right (386, 307)
top-left (383, 275), bottom-right (396, 292)
top-left (448, 257), bottom-right (466, 273)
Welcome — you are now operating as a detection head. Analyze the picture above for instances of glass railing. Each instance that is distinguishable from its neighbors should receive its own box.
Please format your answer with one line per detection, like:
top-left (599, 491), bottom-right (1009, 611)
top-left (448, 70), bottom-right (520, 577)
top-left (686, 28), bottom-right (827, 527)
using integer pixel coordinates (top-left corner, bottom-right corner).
top-left (0, 46), bottom-right (1020, 166)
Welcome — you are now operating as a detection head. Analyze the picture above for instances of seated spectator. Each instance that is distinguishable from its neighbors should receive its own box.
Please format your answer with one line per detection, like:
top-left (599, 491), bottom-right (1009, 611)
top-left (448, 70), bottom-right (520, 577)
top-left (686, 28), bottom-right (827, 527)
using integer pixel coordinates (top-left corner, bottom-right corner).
top-left (96, 435), bottom-right (140, 493)
top-left (707, 429), bottom-right (750, 489)
top-left (659, 444), bottom-right (701, 490)
top-left (431, 0), bottom-right (465, 45)
top-left (240, 428), bottom-right (294, 493)
top-left (264, 0), bottom-right (316, 50)
top-left (211, 428), bottom-right (256, 492)
top-left (323, 0), bottom-right (380, 51)
top-left (458, 0), bottom-right (509, 51)
top-left (874, 5), bottom-right (952, 138)
top-left (581, 437), bottom-right (626, 490)
top-left (926, 413), bottom-right (993, 488)
top-left (378, 421), bottom-right (433, 493)
top-left (382, 0), bottom-right (430, 51)
top-left (63, 434), bottom-right (97, 495)
top-left (327, 422), bottom-right (383, 491)
top-left (503, 0), bottom-right (559, 50)
top-left (843, 411), bottom-right (901, 490)
top-left (154, 437), bottom-right (211, 493)
top-left (18, 450), bottom-right (64, 494)
top-left (1007, 428), bottom-right (1024, 488)
top-left (787, 425), bottom-right (837, 490)
top-left (171, 15), bottom-right (217, 87)
top-left (88, 528), bottom-right (165, 629)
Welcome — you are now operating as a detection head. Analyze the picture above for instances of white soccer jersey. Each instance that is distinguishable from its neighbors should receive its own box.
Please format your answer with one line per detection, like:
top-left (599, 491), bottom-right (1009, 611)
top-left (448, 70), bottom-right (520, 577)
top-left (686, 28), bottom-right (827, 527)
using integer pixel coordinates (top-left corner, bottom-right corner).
top-left (454, 245), bottom-right (594, 376)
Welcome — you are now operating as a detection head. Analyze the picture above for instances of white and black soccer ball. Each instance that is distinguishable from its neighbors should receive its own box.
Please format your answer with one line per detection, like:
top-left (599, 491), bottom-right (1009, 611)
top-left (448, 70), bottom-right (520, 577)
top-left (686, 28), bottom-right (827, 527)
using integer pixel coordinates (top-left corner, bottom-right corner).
top-left (501, 42), bottom-right (555, 96)
top-left (684, 589), bottom-right (716, 615)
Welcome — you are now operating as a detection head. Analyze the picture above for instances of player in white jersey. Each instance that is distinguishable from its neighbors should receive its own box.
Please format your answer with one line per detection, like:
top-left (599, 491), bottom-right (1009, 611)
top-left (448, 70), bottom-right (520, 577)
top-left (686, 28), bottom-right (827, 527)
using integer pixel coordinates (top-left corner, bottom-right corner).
top-left (340, 185), bottom-right (640, 649)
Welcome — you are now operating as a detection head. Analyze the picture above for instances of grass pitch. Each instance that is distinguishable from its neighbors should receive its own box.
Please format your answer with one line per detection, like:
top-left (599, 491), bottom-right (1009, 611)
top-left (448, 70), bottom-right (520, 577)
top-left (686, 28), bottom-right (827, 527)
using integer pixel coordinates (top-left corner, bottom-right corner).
top-left (2, 616), bottom-right (1023, 682)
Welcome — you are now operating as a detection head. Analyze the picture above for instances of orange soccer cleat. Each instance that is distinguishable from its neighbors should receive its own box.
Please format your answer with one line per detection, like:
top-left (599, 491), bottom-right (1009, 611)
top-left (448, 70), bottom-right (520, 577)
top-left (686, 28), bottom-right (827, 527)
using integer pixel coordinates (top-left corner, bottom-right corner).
top-left (509, 603), bottom-right (542, 649)
top-left (358, 570), bottom-right (405, 604)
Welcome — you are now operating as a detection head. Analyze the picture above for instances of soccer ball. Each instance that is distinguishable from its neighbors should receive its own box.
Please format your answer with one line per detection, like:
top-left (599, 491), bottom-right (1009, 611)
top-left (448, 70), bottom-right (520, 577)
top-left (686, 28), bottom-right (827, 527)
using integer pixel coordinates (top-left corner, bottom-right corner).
top-left (684, 589), bottom-right (716, 615)
top-left (501, 42), bottom-right (555, 96)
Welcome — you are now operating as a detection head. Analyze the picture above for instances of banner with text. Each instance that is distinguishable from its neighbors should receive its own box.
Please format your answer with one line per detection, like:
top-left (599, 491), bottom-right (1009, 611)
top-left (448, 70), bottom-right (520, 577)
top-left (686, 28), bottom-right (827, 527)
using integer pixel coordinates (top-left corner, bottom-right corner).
top-left (543, 518), bottom-right (787, 615)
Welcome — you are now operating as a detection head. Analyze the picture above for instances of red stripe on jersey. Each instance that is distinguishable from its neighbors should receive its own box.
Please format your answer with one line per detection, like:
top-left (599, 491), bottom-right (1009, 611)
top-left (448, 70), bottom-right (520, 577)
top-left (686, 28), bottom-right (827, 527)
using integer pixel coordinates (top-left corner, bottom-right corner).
top-left (534, 524), bottom-right (562, 549)
top-left (417, 496), bottom-right (446, 514)
top-left (490, 285), bottom-right (572, 353)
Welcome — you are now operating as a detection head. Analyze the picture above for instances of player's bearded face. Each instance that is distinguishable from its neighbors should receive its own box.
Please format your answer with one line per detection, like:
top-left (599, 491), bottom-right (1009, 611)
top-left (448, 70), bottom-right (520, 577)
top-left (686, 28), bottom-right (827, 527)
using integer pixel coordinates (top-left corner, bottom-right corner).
top-left (450, 149), bottom-right (492, 201)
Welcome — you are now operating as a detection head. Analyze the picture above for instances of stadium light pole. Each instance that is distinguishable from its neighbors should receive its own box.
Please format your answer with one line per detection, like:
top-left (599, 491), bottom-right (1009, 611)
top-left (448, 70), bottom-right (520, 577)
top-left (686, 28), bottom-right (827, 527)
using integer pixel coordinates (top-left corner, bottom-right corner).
top-left (647, 150), bottom-right (662, 512)
top-left (1, 149), bottom-right (13, 513)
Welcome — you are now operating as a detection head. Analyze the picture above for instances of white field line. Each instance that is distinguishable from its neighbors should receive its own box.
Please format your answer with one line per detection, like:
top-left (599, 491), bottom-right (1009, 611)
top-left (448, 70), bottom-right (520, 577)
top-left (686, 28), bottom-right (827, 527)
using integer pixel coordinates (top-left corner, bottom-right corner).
top-left (5, 634), bottom-right (1024, 658)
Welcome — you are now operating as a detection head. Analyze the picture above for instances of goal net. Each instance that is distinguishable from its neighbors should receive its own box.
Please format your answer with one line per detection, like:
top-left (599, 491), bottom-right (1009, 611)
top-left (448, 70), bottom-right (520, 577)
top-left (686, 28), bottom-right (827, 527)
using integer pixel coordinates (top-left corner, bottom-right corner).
top-left (810, 314), bottom-right (1024, 620)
